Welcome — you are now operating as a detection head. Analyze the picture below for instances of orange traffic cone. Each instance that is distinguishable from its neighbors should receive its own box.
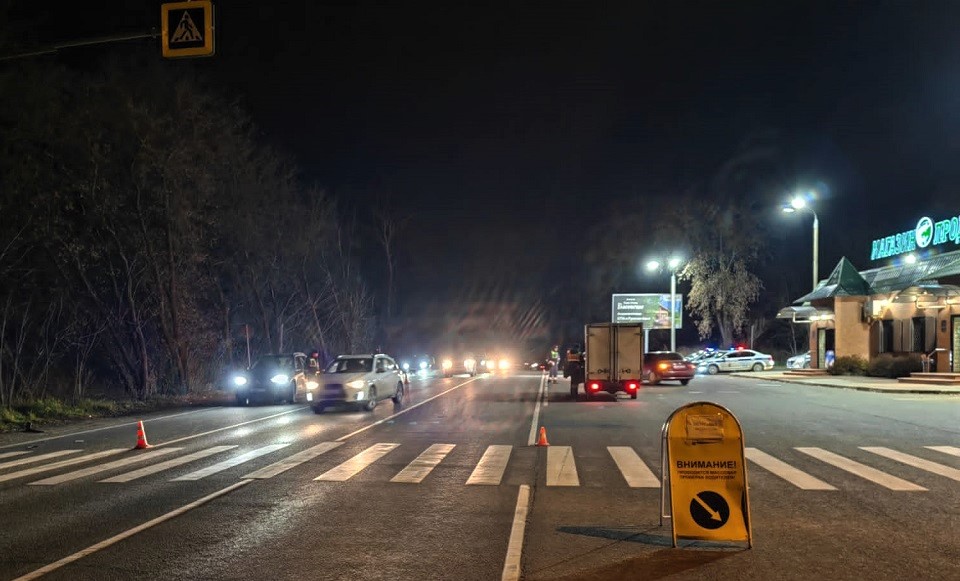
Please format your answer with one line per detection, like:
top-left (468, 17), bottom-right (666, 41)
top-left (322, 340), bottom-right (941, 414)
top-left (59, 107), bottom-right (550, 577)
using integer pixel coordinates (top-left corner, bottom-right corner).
top-left (134, 420), bottom-right (152, 449)
top-left (536, 426), bottom-right (550, 447)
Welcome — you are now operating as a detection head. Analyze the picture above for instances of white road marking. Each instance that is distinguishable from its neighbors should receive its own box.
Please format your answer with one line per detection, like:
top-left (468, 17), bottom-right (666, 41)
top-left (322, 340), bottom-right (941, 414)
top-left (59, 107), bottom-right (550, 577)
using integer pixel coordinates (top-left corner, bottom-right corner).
top-left (30, 448), bottom-right (181, 485)
top-left (927, 445), bottom-right (960, 457)
top-left (0, 451), bottom-right (30, 460)
top-left (795, 447), bottom-right (926, 491)
top-left (0, 409), bottom-right (209, 451)
top-left (607, 446), bottom-right (659, 488)
top-left (12, 480), bottom-right (253, 581)
top-left (0, 450), bottom-right (80, 471)
top-left (861, 447), bottom-right (960, 482)
top-left (745, 447), bottom-right (837, 490)
top-left (527, 374), bottom-right (547, 446)
top-left (336, 377), bottom-right (480, 442)
top-left (243, 442), bottom-right (343, 479)
top-left (0, 449), bottom-right (126, 483)
top-left (467, 445), bottom-right (513, 486)
top-left (390, 443), bottom-right (456, 483)
top-left (171, 444), bottom-right (289, 481)
top-left (546, 446), bottom-right (579, 486)
top-left (101, 446), bottom-right (238, 483)
top-left (315, 443), bottom-right (400, 481)
top-left (501, 484), bottom-right (530, 581)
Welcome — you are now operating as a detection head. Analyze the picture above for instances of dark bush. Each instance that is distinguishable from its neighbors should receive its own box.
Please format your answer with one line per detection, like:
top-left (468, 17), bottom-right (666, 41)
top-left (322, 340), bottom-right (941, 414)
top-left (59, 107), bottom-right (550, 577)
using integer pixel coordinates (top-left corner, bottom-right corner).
top-left (867, 354), bottom-right (923, 378)
top-left (829, 355), bottom-right (867, 376)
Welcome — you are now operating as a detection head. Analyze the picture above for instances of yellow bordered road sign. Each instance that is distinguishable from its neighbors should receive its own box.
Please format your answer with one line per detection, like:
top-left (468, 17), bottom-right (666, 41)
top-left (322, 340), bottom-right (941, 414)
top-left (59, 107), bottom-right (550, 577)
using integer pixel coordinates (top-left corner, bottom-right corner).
top-left (161, 1), bottom-right (215, 58)
top-left (660, 401), bottom-right (753, 548)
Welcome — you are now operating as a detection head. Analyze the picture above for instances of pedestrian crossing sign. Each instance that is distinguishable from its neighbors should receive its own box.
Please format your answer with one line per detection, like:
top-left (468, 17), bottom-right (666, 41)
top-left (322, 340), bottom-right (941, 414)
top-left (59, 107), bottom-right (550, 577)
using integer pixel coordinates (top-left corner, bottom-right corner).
top-left (161, 1), bottom-right (215, 58)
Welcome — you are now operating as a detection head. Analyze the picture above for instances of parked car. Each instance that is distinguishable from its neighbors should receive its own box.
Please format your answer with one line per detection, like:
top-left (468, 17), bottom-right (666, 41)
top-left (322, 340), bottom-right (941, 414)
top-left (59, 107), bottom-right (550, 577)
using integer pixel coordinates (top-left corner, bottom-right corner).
top-left (787, 351), bottom-right (811, 369)
top-left (697, 349), bottom-right (775, 375)
top-left (644, 351), bottom-right (696, 385)
top-left (310, 354), bottom-right (404, 413)
top-left (232, 352), bottom-right (318, 405)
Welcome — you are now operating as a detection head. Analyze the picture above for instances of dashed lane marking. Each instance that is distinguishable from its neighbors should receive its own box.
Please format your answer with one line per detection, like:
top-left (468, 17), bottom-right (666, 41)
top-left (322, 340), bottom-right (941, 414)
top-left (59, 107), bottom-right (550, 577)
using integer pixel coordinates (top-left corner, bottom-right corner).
top-left (30, 448), bottom-right (181, 486)
top-left (101, 446), bottom-right (238, 483)
top-left (243, 442), bottom-right (342, 479)
top-left (390, 443), bottom-right (456, 483)
top-left (314, 443), bottom-right (400, 482)
top-left (171, 444), bottom-right (290, 481)
top-left (466, 445), bottom-right (513, 486)
top-left (745, 447), bottom-right (836, 490)
top-left (546, 446), bottom-right (579, 486)
top-left (607, 446), bottom-right (659, 488)
top-left (795, 447), bottom-right (926, 491)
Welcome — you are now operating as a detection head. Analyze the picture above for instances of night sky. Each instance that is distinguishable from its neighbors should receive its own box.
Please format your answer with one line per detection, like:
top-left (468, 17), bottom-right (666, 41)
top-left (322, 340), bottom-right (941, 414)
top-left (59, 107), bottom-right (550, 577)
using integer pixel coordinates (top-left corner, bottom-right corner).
top-left (7, 1), bottom-right (960, 317)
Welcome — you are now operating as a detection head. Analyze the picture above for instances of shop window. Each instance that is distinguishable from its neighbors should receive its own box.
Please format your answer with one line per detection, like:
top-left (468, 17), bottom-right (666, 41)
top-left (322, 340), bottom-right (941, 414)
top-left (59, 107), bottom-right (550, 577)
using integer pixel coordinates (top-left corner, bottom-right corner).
top-left (878, 320), bottom-right (894, 353)
top-left (909, 317), bottom-right (936, 352)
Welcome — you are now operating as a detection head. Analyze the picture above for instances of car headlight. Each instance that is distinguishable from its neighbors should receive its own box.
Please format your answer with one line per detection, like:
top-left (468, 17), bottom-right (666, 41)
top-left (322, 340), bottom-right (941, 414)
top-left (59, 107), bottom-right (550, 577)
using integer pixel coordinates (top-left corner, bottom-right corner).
top-left (498, 359), bottom-right (510, 370)
top-left (233, 376), bottom-right (248, 387)
top-left (419, 361), bottom-right (428, 370)
top-left (306, 380), bottom-right (319, 390)
top-left (464, 358), bottom-right (475, 367)
top-left (270, 374), bottom-right (289, 384)
top-left (442, 359), bottom-right (453, 369)
top-left (402, 362), bottom-right (410, 371)
top-left (346, 380), bottom-right (365, 389)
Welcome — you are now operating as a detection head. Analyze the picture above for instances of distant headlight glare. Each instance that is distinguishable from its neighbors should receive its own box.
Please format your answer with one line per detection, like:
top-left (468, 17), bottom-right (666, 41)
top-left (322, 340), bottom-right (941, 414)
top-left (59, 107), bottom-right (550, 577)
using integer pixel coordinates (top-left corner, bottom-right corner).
top-left (442, 359), bottom-right (453, 369)
top-left (306, 380), bottom-right (319, 390)
top-left (270, 374), bottom-right (289, 384)
top-left (419, 361), bottom-right (428, 370)
top-left (402, 362), bottom-right (410, 370)
top-left (233, 376), bottom-right (247, 386)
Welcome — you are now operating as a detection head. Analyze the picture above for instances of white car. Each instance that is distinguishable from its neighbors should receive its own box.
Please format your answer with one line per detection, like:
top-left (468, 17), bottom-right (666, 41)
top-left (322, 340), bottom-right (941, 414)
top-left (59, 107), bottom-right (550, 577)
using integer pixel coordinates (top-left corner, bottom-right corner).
top-left (310, 354), bottom-right (405, 413)
top-left (786, 351), bottom-right (811, 369)
top-left (697, 349), bottom-right (774, 374)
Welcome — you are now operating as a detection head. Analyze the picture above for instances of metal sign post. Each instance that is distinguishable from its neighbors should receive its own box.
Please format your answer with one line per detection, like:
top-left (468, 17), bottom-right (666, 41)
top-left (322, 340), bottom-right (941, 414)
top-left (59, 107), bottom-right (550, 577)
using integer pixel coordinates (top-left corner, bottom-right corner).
top-left (660, 401), bottom-right (752, 548)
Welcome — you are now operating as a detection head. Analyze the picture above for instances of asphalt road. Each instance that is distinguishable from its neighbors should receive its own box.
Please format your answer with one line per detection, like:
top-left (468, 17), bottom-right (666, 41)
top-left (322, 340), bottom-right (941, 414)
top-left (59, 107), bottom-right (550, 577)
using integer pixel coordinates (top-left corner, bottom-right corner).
top-left (0, 371), bottom-right (958, 580)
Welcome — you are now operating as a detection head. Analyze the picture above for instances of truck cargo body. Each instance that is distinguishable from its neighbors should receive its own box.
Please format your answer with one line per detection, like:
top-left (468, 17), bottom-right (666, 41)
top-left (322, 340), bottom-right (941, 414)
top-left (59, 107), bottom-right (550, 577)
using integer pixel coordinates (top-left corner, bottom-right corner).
top-left (576, 322), bottom-right (643, 400)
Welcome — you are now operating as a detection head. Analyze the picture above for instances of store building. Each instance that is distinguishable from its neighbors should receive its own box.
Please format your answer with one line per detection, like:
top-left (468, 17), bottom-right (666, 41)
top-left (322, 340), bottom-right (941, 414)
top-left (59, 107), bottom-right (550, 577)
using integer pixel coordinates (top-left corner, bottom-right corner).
top-left (777, 214), bottom-right (960, 373)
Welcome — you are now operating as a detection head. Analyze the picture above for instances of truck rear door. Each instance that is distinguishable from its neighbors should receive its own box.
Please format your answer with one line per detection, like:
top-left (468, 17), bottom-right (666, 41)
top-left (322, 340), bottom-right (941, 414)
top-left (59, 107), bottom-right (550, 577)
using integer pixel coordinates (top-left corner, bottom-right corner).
top-left (614, 324), bottom-right (643, 382)
top-left (585, 324), bottom-right (612, 382)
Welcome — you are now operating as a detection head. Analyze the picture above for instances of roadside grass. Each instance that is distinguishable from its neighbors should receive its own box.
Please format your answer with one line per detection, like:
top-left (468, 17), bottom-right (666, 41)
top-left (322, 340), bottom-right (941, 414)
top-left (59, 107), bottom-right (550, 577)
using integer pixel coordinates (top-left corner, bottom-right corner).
top-left (0, 391), bottom-right (233, 433)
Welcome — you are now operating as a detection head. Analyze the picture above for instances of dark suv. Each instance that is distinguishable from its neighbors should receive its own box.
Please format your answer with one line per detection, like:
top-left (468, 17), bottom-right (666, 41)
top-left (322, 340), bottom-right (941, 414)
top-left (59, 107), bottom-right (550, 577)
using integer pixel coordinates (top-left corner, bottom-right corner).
top-left (643, 351), bottom-right (695, 386)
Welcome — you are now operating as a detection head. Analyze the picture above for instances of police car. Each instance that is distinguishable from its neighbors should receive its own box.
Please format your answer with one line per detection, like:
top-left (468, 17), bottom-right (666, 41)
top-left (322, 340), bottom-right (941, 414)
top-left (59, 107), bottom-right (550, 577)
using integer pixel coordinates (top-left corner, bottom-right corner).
top-left (697, 348), bottom-right (774, 374)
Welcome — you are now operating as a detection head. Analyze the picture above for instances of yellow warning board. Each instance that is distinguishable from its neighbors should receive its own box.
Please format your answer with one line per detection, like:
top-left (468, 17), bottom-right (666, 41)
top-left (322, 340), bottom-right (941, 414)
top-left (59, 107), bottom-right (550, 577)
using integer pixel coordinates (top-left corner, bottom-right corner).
top-left (662, 402), bottom-right (752, 547)
top-left (161, 1), bottom-right (215, 58)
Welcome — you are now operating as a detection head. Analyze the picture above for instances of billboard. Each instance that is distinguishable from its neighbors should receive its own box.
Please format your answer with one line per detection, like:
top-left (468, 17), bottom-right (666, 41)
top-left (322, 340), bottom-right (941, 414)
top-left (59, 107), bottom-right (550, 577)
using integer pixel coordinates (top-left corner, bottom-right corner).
top-left (611, 293), bottom-right (683, 329)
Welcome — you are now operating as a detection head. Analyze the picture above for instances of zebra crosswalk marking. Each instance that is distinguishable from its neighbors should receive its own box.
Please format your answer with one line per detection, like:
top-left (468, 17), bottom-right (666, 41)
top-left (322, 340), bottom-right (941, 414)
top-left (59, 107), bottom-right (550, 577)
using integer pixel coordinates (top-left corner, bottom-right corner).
top-left (29, 448), bottom-right (182, 486)
top-left (607, 446), bottom-right (659, 488)
top-left (926, 446), bottom-right (960, 458)
top-left (0, 449), bottom-right (126, 484)
top-left (100, 446), bottom-right (238, 483)
top-left (243, 442), bottom-right (343, 479)
top-left (795, 447), bottom-right (926, 491)
top-left (315, 443), bottom-right (400, 482)
top-left (466, 445), bottom-right (512, 485)
top-left (745, 447), bottom-right (836, 490)
top-left (391, 444), bottom-right (456, 483)
top-left (172, 444), bottom-right (290, 481)
top-left (0, 451), bottom-right (30, 461)
top-left (861, 447), bottom-right (960, 482)
top-left (546, 446), bottom-right (579, 486)
top-left (0, 450), bottom-right (81, 471)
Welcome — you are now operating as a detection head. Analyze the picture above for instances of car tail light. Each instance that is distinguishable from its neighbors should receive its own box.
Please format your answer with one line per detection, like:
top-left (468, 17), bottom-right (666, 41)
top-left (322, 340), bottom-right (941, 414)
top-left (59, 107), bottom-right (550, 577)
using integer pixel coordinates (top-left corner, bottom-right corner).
top-left (626, 382), bottom-right (638, 391)
top-left (589, 382), bottom-right (601, 391)
top-left (658, 362), bottom-right (670, 370)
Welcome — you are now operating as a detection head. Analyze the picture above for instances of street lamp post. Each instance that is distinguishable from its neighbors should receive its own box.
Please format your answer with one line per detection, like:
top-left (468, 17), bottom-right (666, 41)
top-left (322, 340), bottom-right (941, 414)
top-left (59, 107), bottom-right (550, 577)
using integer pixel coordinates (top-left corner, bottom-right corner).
top-left (782, 196), bottom-right (820, 291)
top-left (646, 257), bottom-right (683, 352)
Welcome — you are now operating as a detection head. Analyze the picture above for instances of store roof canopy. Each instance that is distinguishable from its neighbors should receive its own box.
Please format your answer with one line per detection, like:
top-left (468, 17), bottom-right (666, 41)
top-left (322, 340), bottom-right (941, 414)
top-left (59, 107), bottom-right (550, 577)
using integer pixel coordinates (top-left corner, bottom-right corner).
top-left (890, 284), bottom-right (960, 303)
top-left (795, 257), bottom-right (872, 303)
top-left (776, 305), bottom-right (835, 322)
top-left (860, 250), bottom-right (960, 294)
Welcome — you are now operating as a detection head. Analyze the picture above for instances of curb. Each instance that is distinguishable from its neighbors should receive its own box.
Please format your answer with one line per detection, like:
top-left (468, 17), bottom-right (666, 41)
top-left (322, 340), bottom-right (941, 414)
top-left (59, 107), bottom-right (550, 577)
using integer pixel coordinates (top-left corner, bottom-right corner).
top-left (729, 373), bottom-right (960, 395)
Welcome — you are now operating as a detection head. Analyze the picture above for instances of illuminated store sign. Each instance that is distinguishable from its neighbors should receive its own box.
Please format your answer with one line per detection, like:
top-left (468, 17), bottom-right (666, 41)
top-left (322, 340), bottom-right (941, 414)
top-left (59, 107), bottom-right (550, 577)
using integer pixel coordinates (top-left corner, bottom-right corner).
top-left (870, 215), bottom-right (960, 260)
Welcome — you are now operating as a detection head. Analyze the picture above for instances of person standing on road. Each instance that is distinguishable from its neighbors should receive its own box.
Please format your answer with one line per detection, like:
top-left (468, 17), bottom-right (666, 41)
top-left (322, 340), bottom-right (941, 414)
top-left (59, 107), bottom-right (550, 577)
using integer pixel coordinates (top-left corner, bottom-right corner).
top-left (548, 345), bottom-right (560, 384)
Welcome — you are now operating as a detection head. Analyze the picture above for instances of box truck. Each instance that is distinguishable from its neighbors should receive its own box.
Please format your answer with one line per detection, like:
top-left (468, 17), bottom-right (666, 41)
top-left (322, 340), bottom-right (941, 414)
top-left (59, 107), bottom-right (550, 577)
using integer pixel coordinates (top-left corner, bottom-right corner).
top-left (567, 322), bottom-right (644, 400)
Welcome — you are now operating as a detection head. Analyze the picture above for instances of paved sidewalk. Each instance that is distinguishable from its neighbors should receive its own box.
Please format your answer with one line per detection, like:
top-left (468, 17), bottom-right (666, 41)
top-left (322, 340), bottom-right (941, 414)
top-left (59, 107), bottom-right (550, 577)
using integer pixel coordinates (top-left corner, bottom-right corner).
top-left (730, 370), bottom-right (960, 394)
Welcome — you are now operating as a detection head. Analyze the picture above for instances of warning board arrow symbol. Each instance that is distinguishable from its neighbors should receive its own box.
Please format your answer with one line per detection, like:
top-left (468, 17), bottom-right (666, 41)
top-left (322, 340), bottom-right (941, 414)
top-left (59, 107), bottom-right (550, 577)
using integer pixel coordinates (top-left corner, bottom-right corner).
top-left (693, 494), bottom-right (723, 521)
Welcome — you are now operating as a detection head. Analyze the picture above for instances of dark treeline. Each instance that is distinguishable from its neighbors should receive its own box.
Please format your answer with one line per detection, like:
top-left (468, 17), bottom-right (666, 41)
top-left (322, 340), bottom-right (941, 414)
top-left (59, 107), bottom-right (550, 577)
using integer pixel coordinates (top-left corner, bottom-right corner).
top-left (0, 55), bottom-right (375, 403)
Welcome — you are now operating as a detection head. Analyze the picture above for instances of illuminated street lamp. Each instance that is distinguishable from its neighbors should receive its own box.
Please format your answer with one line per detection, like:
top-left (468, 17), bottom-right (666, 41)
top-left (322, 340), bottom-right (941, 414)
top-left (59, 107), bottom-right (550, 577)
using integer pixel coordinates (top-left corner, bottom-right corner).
top-left (782, 195), bottom-right (820, 291)
top-left (646, 257), bottom-right (684, 351)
